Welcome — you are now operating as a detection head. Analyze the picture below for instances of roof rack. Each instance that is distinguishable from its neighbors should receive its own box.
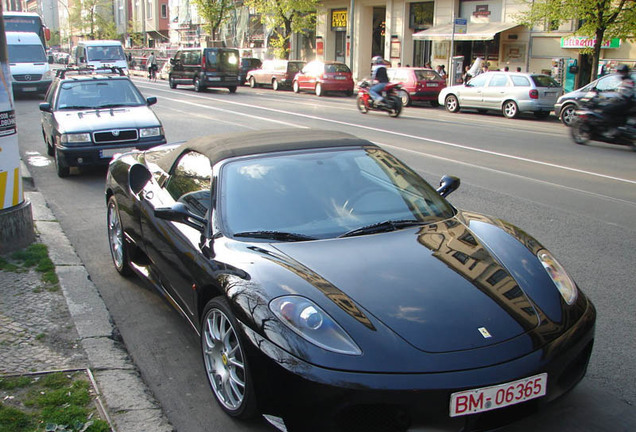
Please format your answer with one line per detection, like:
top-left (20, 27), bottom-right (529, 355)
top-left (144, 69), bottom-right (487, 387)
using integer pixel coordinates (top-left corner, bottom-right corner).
top-left (56, 66), bottom-right (126, 79)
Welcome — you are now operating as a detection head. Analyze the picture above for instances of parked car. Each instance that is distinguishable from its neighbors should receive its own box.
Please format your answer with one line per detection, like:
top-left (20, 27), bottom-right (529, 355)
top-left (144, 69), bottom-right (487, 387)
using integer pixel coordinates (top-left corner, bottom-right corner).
top-left (6, 31), bottom-right (53, 96)
top-left (105, 128), bottom-right (595, 432)
top-left (554, 72), bottom-right (636, 126)
top-left (169, 47), bottom-right (240, 93)
top-left (247, 59), bottom-right (306, 90)
top-left (292, 60), bottom-right (354, 96)
top-left (439, 72), bottom-right (563, 119)
top-left (39, 67), bottom-right (166, 178)
top-left (239, 57), bottom-right (262, 85)
top-left (387, 67), bottom-right (446, 107)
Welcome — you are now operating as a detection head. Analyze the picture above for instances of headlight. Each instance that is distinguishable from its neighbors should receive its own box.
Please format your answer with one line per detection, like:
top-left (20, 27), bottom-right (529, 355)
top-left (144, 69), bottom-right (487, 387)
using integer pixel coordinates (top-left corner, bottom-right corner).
top-left (270, 296), bottom-right (361, 355)
top-left (43, 69), bottom-right (53, 80)
top-left (537, 249), bottom-right (578, 305)
top-left (139, 127), bottom-right (162, 137)
top-left (61, 133), bottom-right (91, 144)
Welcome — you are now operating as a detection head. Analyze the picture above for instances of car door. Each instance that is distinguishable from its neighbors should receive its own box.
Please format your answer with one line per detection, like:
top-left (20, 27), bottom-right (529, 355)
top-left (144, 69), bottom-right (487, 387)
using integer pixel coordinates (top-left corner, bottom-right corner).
top-left (140, 151), bottom-right (213, 318)
top-left (171, 50), bottom-right (185, 82)
top-left (40, 80), bottom-right (58, 144)
top-left (461, 74), bottom-right (489, 108)
top-left (482, 73), bottom-right (510, 108)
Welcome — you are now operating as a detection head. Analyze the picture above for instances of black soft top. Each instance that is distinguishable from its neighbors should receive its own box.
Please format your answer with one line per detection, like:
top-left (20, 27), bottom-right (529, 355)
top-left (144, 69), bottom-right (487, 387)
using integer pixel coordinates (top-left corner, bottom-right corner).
top-left (155, 129), bottom-right (376, 173)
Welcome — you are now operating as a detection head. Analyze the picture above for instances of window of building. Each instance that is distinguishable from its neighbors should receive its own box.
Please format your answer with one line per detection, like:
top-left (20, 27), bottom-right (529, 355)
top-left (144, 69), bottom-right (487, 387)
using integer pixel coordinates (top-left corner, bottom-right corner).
top-left (410, 2), bottom-right (434, 30)
top-left (161, 4), bottom-right (168, 19)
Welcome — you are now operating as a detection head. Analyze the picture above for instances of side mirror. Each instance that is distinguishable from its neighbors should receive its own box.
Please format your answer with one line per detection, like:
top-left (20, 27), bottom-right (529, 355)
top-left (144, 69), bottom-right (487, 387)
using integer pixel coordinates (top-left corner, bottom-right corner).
top-left (146, 96), bottom-right (157, 106)
top-left (155, 202), bottom-right (207, 232)
top-left (39, 102), bottom-right (52, 112)
top-left (129, 163), bottom-right (152, 196)
top-left (437, 175), bottom-right (460, 198)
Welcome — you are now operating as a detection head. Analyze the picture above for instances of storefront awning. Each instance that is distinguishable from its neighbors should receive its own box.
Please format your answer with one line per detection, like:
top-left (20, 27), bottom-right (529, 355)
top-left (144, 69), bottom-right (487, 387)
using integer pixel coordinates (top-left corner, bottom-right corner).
top-left (413, 22), bottom-right (523, 41)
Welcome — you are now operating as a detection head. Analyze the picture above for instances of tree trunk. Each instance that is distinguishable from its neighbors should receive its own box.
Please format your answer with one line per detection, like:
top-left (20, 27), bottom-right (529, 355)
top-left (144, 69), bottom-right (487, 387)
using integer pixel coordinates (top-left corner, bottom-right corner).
top-left (590, 27), bottom-right (605, 81)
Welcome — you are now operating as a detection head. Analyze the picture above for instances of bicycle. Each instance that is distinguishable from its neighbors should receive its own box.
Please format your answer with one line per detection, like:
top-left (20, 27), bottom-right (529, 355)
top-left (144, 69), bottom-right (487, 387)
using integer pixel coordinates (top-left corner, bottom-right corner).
top-left (148, 64), bottom-right (157, 82)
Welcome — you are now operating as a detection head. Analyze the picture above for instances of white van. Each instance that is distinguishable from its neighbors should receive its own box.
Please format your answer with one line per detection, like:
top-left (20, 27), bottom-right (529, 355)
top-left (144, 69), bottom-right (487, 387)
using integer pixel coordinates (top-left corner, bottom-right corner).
top-left (6, 31), bottom-right (53, 96)
top-left (73, 40), bottom-right (128, 72)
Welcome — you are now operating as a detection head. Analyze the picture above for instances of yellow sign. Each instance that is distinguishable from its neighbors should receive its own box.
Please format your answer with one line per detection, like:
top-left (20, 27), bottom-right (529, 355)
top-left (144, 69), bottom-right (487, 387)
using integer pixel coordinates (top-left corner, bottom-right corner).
top-left (331, 10), bottom-right (348, 30)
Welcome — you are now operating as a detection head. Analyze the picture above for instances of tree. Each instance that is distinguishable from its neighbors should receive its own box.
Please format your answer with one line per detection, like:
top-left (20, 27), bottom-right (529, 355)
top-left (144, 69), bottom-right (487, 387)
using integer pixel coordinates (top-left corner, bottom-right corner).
top-left (245, 0), bottom-right (318, 59)
top-left (69, 0), bottom-right (113, 40)
top-left (519, 0), bottom-right (636, 81)
top-left (192, 0), bottom-right (235, 43)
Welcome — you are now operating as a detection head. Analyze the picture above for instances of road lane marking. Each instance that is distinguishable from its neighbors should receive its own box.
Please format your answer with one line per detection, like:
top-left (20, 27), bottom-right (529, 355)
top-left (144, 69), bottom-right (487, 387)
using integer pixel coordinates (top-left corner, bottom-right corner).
top-left (139, 84), bottom-right (636, 187)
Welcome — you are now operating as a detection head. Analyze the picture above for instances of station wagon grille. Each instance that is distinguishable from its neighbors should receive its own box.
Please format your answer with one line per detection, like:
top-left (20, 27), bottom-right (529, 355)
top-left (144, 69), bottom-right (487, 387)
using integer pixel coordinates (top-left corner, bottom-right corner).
top-left (93, 129), bottom-right (138, 144)
top-left (14, 74), bottom-right (43, 81)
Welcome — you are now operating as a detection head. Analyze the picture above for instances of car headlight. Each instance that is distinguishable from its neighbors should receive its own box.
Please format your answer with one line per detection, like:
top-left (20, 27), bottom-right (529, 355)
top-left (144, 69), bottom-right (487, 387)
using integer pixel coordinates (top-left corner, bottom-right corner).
top-left (43, 69), bottom-right (53, 80)
top-left (139, 127), bottom-right (162, 138)
top-left (537, 249), bottom-right (578, 305)
top-left (270, 296), bottom-right (362, 355)
top-left (61, 133), bottom-right (91, 144)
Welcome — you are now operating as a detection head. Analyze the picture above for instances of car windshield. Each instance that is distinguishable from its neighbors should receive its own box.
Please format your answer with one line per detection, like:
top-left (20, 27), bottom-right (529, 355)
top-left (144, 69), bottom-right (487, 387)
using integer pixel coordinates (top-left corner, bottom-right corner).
top-left (221, 148), bottom-right (456, 240)
top-left (8, 44), bottom-right (46, 62)
top-left (415, 69), bottom-right (442, 81)
top-left (57, 79), bottom-right (146, 109)
top-left (86, 45), bottom-right (126, 61)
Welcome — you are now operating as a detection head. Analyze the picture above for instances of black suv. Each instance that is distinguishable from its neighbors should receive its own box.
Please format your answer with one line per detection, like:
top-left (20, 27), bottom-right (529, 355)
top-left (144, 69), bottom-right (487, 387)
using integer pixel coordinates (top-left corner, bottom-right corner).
top-left (169, 47), bottom-right (240, 93)
top-left (39, 67), bottom-right (166, 177)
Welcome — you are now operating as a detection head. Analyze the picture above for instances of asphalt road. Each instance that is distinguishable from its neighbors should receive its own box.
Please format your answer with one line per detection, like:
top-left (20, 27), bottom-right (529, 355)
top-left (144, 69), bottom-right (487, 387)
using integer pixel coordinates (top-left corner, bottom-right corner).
top-left (14, 79), bottom-right (636, 432)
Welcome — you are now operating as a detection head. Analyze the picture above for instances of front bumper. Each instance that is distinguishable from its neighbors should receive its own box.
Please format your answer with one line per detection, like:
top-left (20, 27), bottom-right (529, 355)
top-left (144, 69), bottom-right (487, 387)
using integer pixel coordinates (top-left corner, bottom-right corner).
top-left (243, 299), bottom-right (596, 431)
top-left (56, 137), bottom-right (166, 168)
top-left (12, 80), bottom-right (52, 95)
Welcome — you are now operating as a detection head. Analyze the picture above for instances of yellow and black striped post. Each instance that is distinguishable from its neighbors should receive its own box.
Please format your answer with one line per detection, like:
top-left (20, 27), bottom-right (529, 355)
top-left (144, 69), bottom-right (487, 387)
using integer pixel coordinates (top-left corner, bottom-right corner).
top-left (0, 8), bottom-right (34, 254)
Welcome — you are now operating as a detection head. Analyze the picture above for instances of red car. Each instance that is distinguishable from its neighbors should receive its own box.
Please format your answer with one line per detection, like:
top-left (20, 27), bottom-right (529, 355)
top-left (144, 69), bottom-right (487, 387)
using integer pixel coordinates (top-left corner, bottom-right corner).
top-left (292, 60), bottom-right (354, 97)
top-left (387, 67), bottom-right (446, 107)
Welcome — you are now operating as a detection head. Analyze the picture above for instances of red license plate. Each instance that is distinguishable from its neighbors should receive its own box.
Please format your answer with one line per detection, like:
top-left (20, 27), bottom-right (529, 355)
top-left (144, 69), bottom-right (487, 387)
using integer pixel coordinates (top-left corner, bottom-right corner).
top-left (449, 373), bottom-right (547, 417)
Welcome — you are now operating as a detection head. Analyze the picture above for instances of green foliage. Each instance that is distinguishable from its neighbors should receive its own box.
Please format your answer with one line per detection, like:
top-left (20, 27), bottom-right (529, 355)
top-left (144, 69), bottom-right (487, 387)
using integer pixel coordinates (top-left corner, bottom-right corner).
top-left (3, 243), bottom-right (59, 287)
top-left (517, 0), bottom-right (636, 79)
top-left (192, 0), bottom-right (235, 40)
top-left (0, 373), bottom-right (110, 432)
top-left (69, 0), bottom-right (114, 40)
top-left (245, 0), bottom-right (318, 59)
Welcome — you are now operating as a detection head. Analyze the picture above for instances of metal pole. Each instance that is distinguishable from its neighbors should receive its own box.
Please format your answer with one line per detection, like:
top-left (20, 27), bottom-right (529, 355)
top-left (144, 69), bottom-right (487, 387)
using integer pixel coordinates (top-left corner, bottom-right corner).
top-left (0, 6), bottom-right (35, 253)
top-left (449, 11), bottom-right (455, 85)
top-left (348, 0), bottom-right (355, 75)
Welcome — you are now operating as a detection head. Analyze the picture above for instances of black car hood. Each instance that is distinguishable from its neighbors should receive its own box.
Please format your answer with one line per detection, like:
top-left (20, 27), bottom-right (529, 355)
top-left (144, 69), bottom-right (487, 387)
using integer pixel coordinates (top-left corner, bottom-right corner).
top-left (271, 215), bottom-right (560, 354)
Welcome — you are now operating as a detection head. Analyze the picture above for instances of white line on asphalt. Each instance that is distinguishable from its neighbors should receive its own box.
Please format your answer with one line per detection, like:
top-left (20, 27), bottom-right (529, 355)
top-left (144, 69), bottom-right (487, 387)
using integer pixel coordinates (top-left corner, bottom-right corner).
top-left (380, 143), bottom-right (636, 208)
top-left (140, 84), bottom-right (636, 186)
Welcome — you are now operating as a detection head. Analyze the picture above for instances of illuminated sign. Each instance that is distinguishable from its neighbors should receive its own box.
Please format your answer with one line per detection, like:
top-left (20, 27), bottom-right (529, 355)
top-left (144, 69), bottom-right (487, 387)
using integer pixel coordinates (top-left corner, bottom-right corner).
top-left (331, 9), bottom-right (348, 31)
top-left (561, 37), bottom-right (621, 49)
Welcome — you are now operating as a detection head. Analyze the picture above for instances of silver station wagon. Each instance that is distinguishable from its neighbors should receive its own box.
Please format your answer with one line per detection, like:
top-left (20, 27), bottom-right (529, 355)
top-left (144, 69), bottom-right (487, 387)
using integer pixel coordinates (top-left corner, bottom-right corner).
top-left (439, 72), bottom-right (563, 119)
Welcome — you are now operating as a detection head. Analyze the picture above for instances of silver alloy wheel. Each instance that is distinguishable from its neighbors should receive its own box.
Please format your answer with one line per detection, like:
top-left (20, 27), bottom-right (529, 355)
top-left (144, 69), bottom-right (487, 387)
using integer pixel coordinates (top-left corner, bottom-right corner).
top-left (293, 80), bottom-right (299, 93)
top-left (502, 100), bottom-right (519, 118)
top-left (107, 199), bottom-right (124, 271)
top-left (272, 79), bottom-right (279, 91)
top-left (249, 76), bottom-right (256, 88)
top-left (316, 83), bottom-right (323, 97)
top-left (445, 95), bottom-right (459, 113)
top-left (561, 105), bottom-right (577, 126)
top-left (203, 307), bottom-right (247, 411)
top-left (399, 90), bottom-right (410, 107)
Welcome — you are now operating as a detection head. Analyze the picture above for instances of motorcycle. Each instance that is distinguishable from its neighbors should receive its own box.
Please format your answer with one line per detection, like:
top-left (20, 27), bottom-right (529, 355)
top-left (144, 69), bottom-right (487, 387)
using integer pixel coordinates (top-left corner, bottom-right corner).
top-left (571, 92), bottom-right (636, 151)
top-left (356, 81), bottom-right (403, 117)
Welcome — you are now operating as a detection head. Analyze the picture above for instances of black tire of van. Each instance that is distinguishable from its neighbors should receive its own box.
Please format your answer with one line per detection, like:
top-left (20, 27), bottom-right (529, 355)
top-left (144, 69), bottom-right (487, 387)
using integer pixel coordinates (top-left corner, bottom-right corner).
top-left (169, 76), bottom-right (177, 89)
top-left (228, 86), bottom-right (237, 93)
top-left (194, 76), bottom-right (206, 92)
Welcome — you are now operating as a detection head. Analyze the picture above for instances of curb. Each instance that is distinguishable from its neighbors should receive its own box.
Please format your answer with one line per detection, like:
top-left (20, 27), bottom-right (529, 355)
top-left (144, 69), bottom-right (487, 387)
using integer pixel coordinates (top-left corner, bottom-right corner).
top-left (21, 161), bottom-right (174, 432)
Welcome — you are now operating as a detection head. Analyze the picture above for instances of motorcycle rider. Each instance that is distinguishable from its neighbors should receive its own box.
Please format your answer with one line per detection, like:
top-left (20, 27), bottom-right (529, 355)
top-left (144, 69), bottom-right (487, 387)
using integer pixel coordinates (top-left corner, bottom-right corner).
top-left (369, 56), bottom-right (389, 105)
top-left (600, 64), bottom-right (634, 132)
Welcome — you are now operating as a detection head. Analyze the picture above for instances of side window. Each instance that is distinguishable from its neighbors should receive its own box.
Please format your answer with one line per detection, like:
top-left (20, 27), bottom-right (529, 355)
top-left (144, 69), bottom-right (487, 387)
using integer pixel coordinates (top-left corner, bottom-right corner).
top-left (596, 76), bottom-right (620, 91)
top-left (488, 74), bottom-right (508, 87)
top-left (468, 74), bottom-right (488, 87)
top-left (511, 76), bottom-right (531, 86)
top-left (165, 152), bottom-right (213, 218)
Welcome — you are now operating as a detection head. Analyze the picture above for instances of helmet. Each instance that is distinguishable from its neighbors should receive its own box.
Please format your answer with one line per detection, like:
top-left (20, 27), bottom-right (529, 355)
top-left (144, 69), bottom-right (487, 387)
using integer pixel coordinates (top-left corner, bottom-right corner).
top-left (617, 64), bottom-right (630, 76)
top-left (372, 56), bottom-right (385, 65)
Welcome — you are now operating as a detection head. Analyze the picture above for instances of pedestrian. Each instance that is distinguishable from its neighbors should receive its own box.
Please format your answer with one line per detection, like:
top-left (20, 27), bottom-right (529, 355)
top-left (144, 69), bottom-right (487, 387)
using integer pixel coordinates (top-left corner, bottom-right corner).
top-left (516, 66), bottom-right (522, 72)
top-left (147, 51), bottom-right (157, 81)
top-left (503, 66), bottom-right (509, 72)
top-left (436, 64), bottom-right (447, 81)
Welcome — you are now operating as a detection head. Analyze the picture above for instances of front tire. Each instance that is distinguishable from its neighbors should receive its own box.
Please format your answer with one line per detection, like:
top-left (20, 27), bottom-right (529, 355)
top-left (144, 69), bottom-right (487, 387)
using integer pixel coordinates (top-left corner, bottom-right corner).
top-left (54, 147), bottom-right (69, 178)
top-left (356, 96), bottom-right (368, 114)
top-left (169, 76), bottom-right (177, 89)
top-left (107, 196), bottom-right (132, 276)
top-left (560, 104), bottom-right (577, 126)
top-left (571, 118), bottom-right (591, 145)
top-left (272, 79), bottom-right (279, 91)
top-left (388, 96), bottom-right (402, 118)
top-left (201, 298), bottom-right (257, 419)
top-left (194, 77), bottom-right (205, 92)
top-left (502, 100), bottom-right (519, 118)
top-left (249, 76), bottom-right (257, 88)
top-left (292, 80), bottom-right (300, 93)
top-left (228, 86), bottom-right (237, 94)
top-left (315, 83), bottom-right (323, 97)
top-left (399, 90), bottom-right (411, 107)
top-left (444, 94), bottom-right (460, 113)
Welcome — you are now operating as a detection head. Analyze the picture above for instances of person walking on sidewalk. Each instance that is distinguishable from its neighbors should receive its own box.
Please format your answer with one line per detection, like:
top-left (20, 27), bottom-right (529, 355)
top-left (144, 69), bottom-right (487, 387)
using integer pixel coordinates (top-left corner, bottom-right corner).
top-left (147, 52), bottom-right (158, 82)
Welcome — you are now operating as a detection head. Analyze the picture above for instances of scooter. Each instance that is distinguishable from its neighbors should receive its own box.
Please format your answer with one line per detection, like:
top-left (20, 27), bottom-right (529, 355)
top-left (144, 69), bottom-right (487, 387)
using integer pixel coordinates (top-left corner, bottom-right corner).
top-left (356, 81), bottom-right (403, 117)
top-left (571, 93), bottom-right (636, 151)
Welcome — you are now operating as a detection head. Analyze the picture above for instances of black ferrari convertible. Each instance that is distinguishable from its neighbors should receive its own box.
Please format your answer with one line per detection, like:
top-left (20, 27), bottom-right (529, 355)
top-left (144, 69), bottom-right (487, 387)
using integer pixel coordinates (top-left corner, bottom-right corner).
top-left (105, 129), bottom-right (595, 431)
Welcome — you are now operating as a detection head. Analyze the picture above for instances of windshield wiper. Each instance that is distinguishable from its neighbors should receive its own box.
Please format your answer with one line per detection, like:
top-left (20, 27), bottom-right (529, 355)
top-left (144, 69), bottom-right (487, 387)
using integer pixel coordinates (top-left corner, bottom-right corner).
top-left (59, 105), bottom-right (95, 110)
top-left (96, 104), bottom-right (127, 109)
top-left (233, 231), bottom-right (317, 242)
top-left (339, 219), bottom-right (423, 238)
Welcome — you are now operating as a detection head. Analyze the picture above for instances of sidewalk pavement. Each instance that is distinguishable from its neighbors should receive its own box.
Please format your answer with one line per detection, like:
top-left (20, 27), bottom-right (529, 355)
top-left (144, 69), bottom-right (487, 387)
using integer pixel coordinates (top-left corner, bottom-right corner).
top-left (0, 161), bottom-right (174, 432)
